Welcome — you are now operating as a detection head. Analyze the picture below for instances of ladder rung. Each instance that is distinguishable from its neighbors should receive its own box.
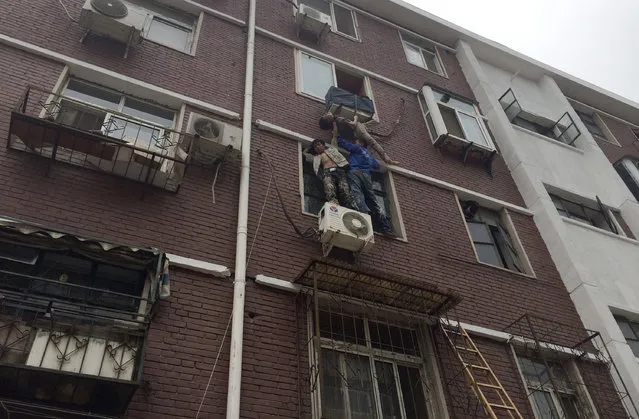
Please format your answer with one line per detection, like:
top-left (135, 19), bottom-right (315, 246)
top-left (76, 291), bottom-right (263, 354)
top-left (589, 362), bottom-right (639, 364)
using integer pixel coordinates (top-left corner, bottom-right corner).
top-left (476, 382), bottom-right (503, 389)
top-left (455, 345), bottom-right (478, 352)
top-left (488, 403), bottom-right (517, 410)
top-left (465, 364), bottom-right (490, 370)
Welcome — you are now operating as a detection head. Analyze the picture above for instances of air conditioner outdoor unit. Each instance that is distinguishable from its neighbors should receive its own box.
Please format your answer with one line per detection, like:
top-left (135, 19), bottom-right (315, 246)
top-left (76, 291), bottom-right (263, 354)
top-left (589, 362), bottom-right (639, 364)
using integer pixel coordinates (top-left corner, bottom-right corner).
top-left (318, 202), bottom-right (374, 256)
top-left (295, 4), bottom-right (332, 39)
top-left (80, 0), bottom-right (147, 45)
top-left (186, 113), bottom-right (242, 163)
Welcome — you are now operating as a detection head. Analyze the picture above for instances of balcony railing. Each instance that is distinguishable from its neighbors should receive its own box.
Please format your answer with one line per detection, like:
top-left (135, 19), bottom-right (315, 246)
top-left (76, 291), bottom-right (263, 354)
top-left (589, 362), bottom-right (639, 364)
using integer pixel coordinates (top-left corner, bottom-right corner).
top-left (8, 86), bottom-right (193, 192)
top-left (0, 269), bottom-right (150, 417)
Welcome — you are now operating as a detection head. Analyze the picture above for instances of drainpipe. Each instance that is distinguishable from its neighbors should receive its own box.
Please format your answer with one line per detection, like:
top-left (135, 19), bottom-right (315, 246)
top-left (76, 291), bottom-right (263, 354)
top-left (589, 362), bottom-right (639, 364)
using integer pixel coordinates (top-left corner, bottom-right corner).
top-left (226, 0), bottom-right (256, 417)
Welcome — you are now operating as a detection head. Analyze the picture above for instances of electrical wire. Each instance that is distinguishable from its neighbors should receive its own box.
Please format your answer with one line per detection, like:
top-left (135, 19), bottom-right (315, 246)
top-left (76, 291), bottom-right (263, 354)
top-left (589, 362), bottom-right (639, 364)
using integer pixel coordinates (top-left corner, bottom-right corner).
top-left (57, 0), bottom-right (78, 23)
top-left (258, 149), bottom-right (318, 239)
top-left (246, 173), bottom-right (273, 267)
top-left (282, 0), bottom-right (299, 9)
top-left (369, 97), bottom-right (406, 139)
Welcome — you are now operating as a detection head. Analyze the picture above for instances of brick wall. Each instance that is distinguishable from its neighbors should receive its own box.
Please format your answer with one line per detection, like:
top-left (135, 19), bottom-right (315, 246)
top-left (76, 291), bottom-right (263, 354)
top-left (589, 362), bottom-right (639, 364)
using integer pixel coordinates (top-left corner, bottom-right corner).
top-left (591, 112), bottom-right (639, 164)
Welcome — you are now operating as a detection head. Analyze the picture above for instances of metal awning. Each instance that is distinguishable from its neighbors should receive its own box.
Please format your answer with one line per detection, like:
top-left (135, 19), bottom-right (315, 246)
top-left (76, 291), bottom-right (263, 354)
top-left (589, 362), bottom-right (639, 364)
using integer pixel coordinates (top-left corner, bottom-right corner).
top-left (295, 259), bottom-right (461, 316)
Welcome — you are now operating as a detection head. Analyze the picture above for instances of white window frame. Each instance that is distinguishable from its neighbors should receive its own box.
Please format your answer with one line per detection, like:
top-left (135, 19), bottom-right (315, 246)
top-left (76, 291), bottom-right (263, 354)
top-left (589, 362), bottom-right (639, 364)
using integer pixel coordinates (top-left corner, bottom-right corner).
top-left (140, 7), bottom-right (201, 54)
top-left (418, 85), bottom-right (495, 151)
top-left (575, 110), bottom-right (621, 147)
top-left (399, 32), bottom-right (446, 76)
top-left (294, 50), bottom-right (379, 121)
top-left (296, 0), bottom-right (360, 41)
top-left (308, 304), bottom-right (448, 419)
top-left (297, 142), bottom-right (406, 240)
top-left (56, 78), bottom-right (177, 154)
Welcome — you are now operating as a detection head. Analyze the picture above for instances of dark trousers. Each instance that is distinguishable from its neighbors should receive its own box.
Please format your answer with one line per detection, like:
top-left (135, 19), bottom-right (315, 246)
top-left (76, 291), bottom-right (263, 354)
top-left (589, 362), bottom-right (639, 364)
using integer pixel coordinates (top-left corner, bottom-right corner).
top-left (321, 168), bottom-right (357, 210)
top-left (347, 170), bottom-right (393, 233)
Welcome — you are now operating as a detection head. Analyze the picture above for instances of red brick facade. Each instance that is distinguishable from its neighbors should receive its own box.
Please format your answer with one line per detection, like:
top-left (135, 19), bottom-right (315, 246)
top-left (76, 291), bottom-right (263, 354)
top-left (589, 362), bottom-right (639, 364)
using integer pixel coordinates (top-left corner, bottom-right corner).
top-left (0, 0), bottom-right (629, 417)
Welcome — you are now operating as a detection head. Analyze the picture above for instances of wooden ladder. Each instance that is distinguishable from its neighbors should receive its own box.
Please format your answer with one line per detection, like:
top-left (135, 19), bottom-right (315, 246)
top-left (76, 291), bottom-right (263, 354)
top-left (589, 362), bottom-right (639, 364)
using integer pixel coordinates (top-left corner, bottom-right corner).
top-left (441, 321), bottom-right (524, 419)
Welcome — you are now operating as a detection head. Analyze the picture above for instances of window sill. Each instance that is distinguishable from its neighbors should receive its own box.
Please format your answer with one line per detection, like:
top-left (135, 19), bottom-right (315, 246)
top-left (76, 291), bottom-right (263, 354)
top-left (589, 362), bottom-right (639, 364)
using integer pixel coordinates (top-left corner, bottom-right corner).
top-left (511, 125), bottom-right (584, 154)
top-left (561, 216), bottom-right (639, 246)
top-left (331, 29), bottom-right (361, 43)
top-left (143, 38), bottom-right (196, 57)
top-left (301, 210), bottom-right (407, 242)
top-left (406, 61), bottom-right (448, 79)
top-left (439, 253), bottom-right (536, 280)
top-left (297, 91), bottom-right (325, 104)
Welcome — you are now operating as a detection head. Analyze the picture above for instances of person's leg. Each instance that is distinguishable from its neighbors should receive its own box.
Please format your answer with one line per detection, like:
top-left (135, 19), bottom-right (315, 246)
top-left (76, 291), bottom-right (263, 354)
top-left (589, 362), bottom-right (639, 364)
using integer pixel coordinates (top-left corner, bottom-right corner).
top-left (335, 169), bottom-right (358, 210)
top-left (359, 172), bottom-right (393, 234)
top-left (347, 171), bottom-right (370, 214)
top-left (321, 171), bottom-right (339, 204)
top-left (355, 123), bottom-right (393, 164)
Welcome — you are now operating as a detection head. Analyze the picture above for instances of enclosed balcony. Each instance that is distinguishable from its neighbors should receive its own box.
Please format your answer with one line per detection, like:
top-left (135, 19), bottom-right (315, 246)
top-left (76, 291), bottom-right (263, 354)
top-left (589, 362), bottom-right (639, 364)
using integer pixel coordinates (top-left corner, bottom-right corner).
top-left (0, 217), bottom-right (165, 417)
top-left (8, 80), bottom-right (192, 192)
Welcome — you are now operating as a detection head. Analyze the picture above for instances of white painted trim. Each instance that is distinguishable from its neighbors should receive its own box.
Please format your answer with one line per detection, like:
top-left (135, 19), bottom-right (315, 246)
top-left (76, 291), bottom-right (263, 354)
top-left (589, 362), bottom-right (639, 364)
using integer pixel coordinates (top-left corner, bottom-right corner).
top-left (561, 217), bottom-right (639, 246)
top-left (190, 11), bottom-right (204, 56)
top-left (256, 27), bottom-right (419, 95)
top-left (398, 31), bottom-right (448, 78)
top-left (166, 253), bottom-right (231, 277)
top-left (593, 112), bottom-right (622, 147)
top-left (0, 33), bottom-right (241, 121)
top-left (180, 0), bottom-right (245, 26)
top-left (255, 274), bottom-right (301, 292)
top-left (568, 97), bottom-right (639, 130)
top-left (255, 118), bottom-right (533, 216)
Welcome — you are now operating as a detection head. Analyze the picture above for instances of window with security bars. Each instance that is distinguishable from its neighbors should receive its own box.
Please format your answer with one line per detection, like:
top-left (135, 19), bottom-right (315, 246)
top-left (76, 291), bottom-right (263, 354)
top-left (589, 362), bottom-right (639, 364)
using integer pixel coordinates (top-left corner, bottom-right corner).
top-left (614, 315), bottom-right (639, 357)
top-left (317, 310), bottom-right (432, 419)
top-left (549, 193), bottom-right (620, 234)
top-left (461, 201), bottom-right (524, 273)
top-left (517, 356), bottom-right (583, 419)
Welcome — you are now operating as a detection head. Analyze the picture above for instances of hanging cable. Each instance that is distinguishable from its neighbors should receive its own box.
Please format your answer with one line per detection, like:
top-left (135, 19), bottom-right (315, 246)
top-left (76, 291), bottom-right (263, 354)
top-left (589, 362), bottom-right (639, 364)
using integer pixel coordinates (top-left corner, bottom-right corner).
top-left (246, 173), bottom-right (273, 267)
top-left (369, 97), bottom-right (406, 139)
top-left (258, 149), bottom-right (318, 239)
top-left (194, 312), bottom-right (233, 419)
top-left (211, 159), bottom-right (223, 204)
top-left (57, 0), bottom-right (78, 23)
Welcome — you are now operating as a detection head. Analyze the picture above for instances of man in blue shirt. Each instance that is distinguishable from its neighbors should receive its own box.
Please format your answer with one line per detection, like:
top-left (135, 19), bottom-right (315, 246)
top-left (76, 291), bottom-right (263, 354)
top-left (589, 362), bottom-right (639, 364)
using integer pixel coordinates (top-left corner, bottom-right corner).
top-left (336, 134), bottom-right (394, 235)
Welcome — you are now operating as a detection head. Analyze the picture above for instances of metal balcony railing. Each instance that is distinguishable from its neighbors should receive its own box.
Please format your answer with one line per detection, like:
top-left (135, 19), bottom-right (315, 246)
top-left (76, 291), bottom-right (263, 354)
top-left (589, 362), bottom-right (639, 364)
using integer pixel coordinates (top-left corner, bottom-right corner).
top-left (8, 86), bottom-right (193, 192)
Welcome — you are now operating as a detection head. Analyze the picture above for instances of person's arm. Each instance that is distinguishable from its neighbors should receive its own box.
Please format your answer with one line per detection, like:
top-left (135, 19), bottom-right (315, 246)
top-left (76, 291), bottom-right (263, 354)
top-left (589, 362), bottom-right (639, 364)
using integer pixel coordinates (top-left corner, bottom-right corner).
top-left (371, 156), bottom-right (380, 170)
top-left (330, 122), bottom-right (339, 147)
top-left (302, 147), bottom-right (314, 163)
top-left (337, 136), bottom-right (359, 153)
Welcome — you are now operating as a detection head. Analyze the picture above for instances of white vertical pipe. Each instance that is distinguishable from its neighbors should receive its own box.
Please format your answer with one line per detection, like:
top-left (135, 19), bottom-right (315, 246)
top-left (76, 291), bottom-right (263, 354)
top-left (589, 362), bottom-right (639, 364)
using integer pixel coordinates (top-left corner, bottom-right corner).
top-left (226, 0), bottom-right (256, 417)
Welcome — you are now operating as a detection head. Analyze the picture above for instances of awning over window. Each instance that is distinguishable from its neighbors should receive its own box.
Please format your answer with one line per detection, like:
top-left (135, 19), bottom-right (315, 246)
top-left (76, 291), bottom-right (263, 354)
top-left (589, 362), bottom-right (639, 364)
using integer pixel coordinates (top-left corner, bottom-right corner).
top-left (295, 259), bottom-right (461, 316)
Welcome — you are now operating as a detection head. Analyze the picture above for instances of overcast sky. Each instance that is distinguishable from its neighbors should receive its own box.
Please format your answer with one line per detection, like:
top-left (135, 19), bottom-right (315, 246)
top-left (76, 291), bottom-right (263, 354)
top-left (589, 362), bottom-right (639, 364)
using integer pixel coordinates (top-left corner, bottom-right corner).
top-left (404, 0), bottom-right (639, 104)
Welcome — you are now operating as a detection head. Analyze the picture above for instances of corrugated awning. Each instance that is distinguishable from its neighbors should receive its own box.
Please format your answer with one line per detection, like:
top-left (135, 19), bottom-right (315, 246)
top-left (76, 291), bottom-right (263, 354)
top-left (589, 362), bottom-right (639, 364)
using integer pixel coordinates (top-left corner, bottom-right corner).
top-left (295, 259), bottom-right (461, 316)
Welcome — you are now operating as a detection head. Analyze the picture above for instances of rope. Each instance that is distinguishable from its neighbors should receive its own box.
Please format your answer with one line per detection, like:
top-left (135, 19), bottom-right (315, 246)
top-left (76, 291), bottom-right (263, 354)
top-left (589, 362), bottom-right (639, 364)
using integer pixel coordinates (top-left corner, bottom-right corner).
top-left (246, 174), bottom-right (273, 267)
top-left (194, 312), bottom-right (233, 419)
top-left (57, 0), bottom-right (78, 23)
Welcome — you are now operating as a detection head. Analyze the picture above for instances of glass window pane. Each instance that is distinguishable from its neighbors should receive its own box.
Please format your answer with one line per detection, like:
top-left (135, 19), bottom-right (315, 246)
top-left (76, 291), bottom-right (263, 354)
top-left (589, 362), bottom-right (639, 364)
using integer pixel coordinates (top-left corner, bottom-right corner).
top-left (321, 350), bottom-right (348, 418)
top-left (559, 394), bottom-right (581, 419)
top-left (518, 357), bottom-right (551, 386)
top-left (433, 90), bottom-right (476, 115)
top-left (0, 242), bottom-right (39, 265)
top-left (532, 391), bottom-right (559, 419)
top-left (107, 117), bottom-right (163, 150)
top-left (398, 365), bottom-right (429, 419)
top-left (618, 317), bottom-right (637, 339)
top-left (628, 340), bottom-right (639, 357)
top-left (468, 222), bottom-right (493, 244)
top-left (343, 353), bottom-right (376, 419)
top-left (57, 101), bottom-right (108, 132)
top-left (319, 311), bottom-right (366, 346)
top-left (458, 113), bottom-right (489, 147)
top-left (300, 0), bottom-right (331, 15)
top-left (333, 4), bottom-right (356, 38)
top-left (374, 361), bottom-right (402, 419)
top-left (299, 53), bottom-right (335, 99)
top-left (439, 105), bottom-right (464, 138)
top-left (403, 43), bottom-right (424, 67)
top-left (147, 18), bottom-right (191, 52)
top-left (123, 98), bottom-right (174, 127)
top-left (63, 80), bottom-right (121, 110)
top-left (369, 321), bottom-right (393, 352)
top-left (475, 243), bottom-right (503, 267)
top-left (421, 50), bottom-right (441, 74)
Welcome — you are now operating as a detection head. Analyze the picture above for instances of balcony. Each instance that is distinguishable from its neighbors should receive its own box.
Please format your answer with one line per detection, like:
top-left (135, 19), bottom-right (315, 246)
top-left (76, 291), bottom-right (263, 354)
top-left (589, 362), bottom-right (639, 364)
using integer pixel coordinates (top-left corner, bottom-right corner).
top-left (8, 85), bottom-right (192, 192)
top-left (0, 216), bottom-right (164, 417)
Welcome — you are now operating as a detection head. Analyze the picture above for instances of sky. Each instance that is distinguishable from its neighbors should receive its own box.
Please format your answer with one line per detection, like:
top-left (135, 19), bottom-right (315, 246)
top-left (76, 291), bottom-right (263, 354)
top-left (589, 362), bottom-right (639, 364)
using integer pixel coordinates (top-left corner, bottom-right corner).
top-left (403, 0), bottom-right (639, 104)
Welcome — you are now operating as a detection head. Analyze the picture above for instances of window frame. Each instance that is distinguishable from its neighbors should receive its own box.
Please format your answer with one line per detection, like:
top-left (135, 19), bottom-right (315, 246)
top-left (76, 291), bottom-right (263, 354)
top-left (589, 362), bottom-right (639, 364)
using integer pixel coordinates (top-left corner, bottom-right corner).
top-left (296, 0), bottom-right (360, 41)
top-left (575, 110), bottom-right (621, 147)
top-left (458, 199), bottom-right (533, 275)
top-left (297, 142), bottom-right (406, 239)
top-left (549, 192), bottom-right (622, 235)
top-left (309, 306), bottom-right (445, 419)
top-left (614, 315), bottom-right (639, 358)
top-left (399, 32), bottom-right (446, 77)
top-left (419, 85), bottom-right (496, 151)
top-left (57, 78), bottom-right (177, 153)
top-left (138, 4), bottom-right (200, 54)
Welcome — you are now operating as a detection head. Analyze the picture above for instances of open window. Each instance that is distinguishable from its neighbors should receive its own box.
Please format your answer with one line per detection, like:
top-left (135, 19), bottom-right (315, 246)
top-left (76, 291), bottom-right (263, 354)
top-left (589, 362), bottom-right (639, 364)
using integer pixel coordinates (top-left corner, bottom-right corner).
top-left (614, 158), bottom-right (639, 202)
top-left (128, 0), bottom-right (199, 53)
top-left (575, 110), bottom-right (620, 146)
top-left (460, 200), bottom-right (530, 274)
top-left (549, 192), bottom-right (622, 235)
top-left (298, 0), bottom-right (359, 40)
top-left (399, 32), bottom-right (444, 76)
top-left (499, 89), bottom-right (581, 146)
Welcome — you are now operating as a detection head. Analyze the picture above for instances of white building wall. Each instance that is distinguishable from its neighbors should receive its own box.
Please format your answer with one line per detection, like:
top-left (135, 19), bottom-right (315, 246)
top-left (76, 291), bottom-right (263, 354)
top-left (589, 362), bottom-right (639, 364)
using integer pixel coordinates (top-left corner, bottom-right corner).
top-left (456, 39), bottom-right (639, 410)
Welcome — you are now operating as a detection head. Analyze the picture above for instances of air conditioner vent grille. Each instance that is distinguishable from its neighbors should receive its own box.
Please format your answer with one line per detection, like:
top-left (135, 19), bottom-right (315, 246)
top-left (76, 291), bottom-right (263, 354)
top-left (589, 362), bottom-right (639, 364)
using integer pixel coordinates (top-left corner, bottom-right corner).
top-left (91, 0), bottom-right (128, 18)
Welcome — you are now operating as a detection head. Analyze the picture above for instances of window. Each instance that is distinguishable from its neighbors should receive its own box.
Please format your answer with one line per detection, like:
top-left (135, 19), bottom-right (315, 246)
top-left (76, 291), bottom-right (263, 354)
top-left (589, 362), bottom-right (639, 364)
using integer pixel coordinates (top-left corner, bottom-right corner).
top-left (0, 242), bottom-right (147, 313)
top-left (549, 193), bottom-right (620, 234)
top-left (400, 32), bottom-right (444, 75)
top-left (517, 356), bottom-right (584, 419)
top-left (615, 158), bottom-right (639, 202)
top-left (419, 86), bottom-right (494, 150)
top-left (56, 78), bottom-right (176, 152)
top-left (129, 0), bottom-right (197, 52)
top-left (614, 315), bottom-right (639, 357)
top-left (300, 146), bottom-right (399, 235)
top-left (575, 110), bottom-right (619, 145)
top-left (317, 310), bottom-right (433, 419)
top-left (299, 0), bottom-right (359, 39)
top-left (461, 201), bottom-right (524, 272)
top-left (297, 51), bottom-right (372, 102)
top-left (499, 89), bottom-right (581, 146)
